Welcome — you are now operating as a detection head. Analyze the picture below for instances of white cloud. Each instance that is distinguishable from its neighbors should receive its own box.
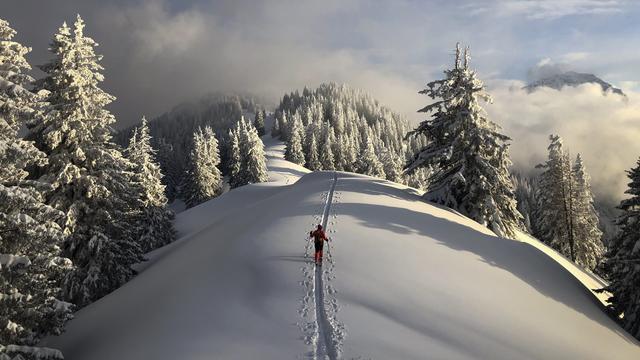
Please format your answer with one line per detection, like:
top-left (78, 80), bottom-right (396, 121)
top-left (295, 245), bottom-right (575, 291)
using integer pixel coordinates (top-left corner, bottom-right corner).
top-left (485, 81), bottom-right (640, 203)
top-left (526, 58), bottom-right (570, 82)
top-left (467, 0), bottom-right (625, 20)
top-left (560, 51), bottom-right (590, 63)
top-left (81, 0), bottom-right (426, 125)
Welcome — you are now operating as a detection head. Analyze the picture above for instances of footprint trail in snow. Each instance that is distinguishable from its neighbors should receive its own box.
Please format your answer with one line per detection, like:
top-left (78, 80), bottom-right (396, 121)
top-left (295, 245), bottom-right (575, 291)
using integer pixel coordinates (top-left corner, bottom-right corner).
top-left (300, 172), bottom-right (344, 360)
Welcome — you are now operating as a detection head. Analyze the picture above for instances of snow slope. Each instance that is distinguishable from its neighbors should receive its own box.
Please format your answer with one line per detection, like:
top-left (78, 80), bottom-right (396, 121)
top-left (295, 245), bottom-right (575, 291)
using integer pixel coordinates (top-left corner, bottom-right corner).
top-left (42, 140), bottom-right (640, 359)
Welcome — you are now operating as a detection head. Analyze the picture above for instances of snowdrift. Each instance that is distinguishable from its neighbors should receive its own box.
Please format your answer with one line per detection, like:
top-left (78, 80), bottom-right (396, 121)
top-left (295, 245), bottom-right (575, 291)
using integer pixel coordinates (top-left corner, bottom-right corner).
top-left (42, 142), bottom-right (640, 359)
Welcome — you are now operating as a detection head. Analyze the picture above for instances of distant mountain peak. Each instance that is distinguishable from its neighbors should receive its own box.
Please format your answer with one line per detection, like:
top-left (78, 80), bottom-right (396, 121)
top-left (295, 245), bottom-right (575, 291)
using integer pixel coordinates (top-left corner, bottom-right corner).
top-left (524, 71), bottom-right (625, 96)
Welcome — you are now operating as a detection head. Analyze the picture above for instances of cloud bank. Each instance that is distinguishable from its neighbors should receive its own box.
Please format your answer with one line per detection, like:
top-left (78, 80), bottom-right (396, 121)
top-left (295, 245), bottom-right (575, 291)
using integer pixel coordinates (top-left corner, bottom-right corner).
top-left (486, 81), bottom-right (639, 204)
top-left (1, 0), bottom-right (426, 128)
top-left (2, 0), bottom-right (640, 202)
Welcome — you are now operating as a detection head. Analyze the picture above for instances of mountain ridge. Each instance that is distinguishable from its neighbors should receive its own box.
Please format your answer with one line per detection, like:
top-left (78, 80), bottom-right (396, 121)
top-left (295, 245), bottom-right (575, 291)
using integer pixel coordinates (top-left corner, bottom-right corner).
top-left (524, 71), bottom-right (625, 96)
top-left (40, 138), bottom-right (640, 359)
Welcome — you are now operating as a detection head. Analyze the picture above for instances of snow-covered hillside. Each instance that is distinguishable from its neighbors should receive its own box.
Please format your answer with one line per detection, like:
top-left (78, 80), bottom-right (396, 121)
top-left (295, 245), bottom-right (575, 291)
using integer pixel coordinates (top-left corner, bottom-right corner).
top-left (41, 139), bottom-right (640, 359)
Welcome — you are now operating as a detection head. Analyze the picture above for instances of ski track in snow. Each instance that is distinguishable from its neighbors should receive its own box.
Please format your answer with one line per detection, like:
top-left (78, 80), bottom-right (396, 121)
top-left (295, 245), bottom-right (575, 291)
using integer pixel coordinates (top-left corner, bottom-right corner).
top-left (300, 172), bottom-right (344, 360)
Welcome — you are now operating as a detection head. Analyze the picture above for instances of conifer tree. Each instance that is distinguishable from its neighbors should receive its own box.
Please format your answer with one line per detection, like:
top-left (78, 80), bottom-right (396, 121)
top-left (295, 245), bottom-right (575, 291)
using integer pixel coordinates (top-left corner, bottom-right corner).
top-left (571, 154), bottom-right (604, 269)
top-left (28, 16), bottom-right (143, 306)
top-left (254, 109), bottom-right (265, 137)
top-left (511, 173), bottom-right (539, 235)
top-left (319, 124), bottom-right (335, 170)
top-left (284, 113), bottom-right (305, 165)
top-left (126, 117), bottom-right (175, 252)
top-left (405, 167), bottom-right (431, 191)
top-left (271, 114), bottom-right (280, 138)
top-left (0, 18), bottom-right (73, 359)
top-left (600, 157), bottom-right (640, 339)
top-left (332, 105), bottom-right (345, 136)
top-left (182, 126), bottom-right (223, 207)
top-left (536, 135), bottom-right (576, 259)
top-left (277, 113), bottom-right (289, 142)
top-left (228, 128), bottom-right (242, 188)
top-left (405, 44), bottom-right (522, 238)
top-left (342, 135), bottom-right (358, 172)
top-left (155, 137), bottom-right (179, 202)
top-left (381, 150), bottom-right (403, 183)
top-left (303, 120), bottom-right (319, 160)
top-left (332, 136), bottom-right (346, 171)
top-left (358, 136), bottom-right (385, 178)
top-left (238, 121), bottom-right (268, 185)
top-left (306, 133), bottom-right (321, 171)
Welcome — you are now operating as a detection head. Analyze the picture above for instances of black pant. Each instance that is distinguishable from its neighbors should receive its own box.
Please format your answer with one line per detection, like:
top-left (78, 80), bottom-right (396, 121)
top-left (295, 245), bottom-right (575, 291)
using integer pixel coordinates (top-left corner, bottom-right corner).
top-left (314, 240), bottom-right (324, 252)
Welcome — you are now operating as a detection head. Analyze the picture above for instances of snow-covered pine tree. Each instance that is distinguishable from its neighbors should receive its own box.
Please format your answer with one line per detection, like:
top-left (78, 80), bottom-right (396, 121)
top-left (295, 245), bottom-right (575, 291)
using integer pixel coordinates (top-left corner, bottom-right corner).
top-left (238, 121), bottom-right (268, 185)
top-left (332, 135), bottom-right (346, 171)
top-left (600, 157), bottom-right (640, 339)
top-left (571, 154), bottom-right (604, 269)
top-left (284, 113), bottom-right (305, 165)
top-left (228, 128), bottom-right (242, 188)
top-left (271, 114), bottom-right (280, 138)
top-left (331, 105), bottom-right (345, 136)
top-left (405, 44), bottom-right (522, 238)
top-left (183, 126), bottom-right (223, 207)
top-left (405, 167), bottom-right (431, 191)
top-left (254, 109), bottom-right (265, 137)
top-left (277, 113), bottom-right (289, 142)
top-left (0, 18), bottom-right (73, 360)
top-left (342, 135), bottom-right (358, 172)
top-left (511, 173), bottom-right (539, 235)
top-left (303, 119), bottom-right (319, 161)
top-left (319, 123), bottom-right (336, 170)
top-left (305, 133), bottom-right (321, 171)
top-left (357, 134), bottom-right (385, 178)
top-left (0, 19), bottom-right (44, 181)
top-left (381, 150), bottom-right (403, 183)
top-left (126, 117), bottom-right (175, 252)
top-left (28, 16), bottom-right (143, 306)
top-left (535, 135), bottom-right (575, 259)
top-left (155, 137), bottom-right (180, 202)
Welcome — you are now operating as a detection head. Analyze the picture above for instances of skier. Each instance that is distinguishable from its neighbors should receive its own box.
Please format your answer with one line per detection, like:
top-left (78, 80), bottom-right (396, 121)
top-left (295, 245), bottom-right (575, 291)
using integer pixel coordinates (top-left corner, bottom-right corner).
top-left (309, 224), bottom-right (329, 264)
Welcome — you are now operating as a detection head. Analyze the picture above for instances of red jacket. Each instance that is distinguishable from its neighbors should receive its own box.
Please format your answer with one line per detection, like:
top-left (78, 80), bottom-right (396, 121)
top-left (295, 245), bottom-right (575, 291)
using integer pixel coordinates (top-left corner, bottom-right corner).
top-left (310, 229), bottom-right (328, 242)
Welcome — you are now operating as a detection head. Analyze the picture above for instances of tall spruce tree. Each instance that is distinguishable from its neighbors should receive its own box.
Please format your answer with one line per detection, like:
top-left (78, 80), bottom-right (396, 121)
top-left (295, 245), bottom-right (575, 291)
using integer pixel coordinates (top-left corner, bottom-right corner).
top-left (284, 114), bottom-right (305, 165)
top-left (306, 133), bottom-right (321, 171)
top-left (601, 158), bottom-right (640, 339)
top-left (0, 18), bottom-right (72, 359)
top-left (182, 126), bottom-right (223, 207)
top-left (238, 120), bottom-right (268, 185)
top-left (254, 109), bottom-right (265, 137)
top-left (155, 137), bottom-right (180, 202)
top-left (535, 135), bottom-right (576, 260)
top-left (126, 117), bottom-right (175, 252)
top-left (271, 114), bottom-right (280, 138)
top-left (228, 128), bottom-right (242, 189)
top-left (358, 135), bottom-right (385, 178)
top-left (571, 154), bottom-right (604, 269)
top-left (342, 135), bottom-right (358, 172)
top-left (511, 173), bottom-right (539, 235)
top-left (405, 44), bottom-right (522, 238)
top-left (28, 16), bottom-right (143, 306)
top-left (319, 124), bottom-right (336, 170)
top-left (381, 150), bottom-right (403, 183)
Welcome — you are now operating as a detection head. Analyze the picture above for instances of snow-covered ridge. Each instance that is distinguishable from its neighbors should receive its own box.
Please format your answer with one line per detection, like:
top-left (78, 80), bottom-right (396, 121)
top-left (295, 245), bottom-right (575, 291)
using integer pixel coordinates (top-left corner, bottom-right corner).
top-left (524, 71), bottom-right (625, 96)
top-left (41, 140), bottom-right (640, 359)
